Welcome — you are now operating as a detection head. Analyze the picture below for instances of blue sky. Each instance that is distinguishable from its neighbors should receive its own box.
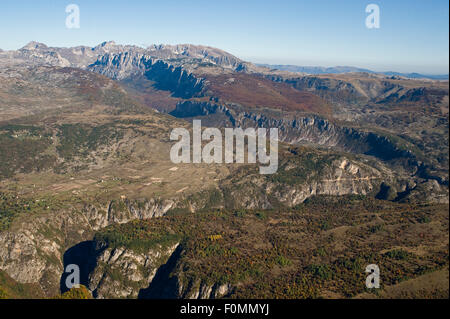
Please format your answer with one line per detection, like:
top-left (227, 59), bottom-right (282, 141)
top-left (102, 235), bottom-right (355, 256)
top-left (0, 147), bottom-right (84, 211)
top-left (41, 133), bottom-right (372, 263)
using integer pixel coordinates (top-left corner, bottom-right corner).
top-left (0, 0), bottom-right (448, 74)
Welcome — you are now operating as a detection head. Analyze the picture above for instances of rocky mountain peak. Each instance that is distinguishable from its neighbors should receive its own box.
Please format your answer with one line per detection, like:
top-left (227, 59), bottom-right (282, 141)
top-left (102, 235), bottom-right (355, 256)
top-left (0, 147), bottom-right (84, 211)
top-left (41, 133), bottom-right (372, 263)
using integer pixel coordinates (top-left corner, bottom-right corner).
top-left (145, 43), bottom-right (244, 68)
top-left (20, 41), bottom-right (49, 51)
top-left (94, 41), bottom-right (118, 51)
top-left (99, 40), bottom-right (116, 47)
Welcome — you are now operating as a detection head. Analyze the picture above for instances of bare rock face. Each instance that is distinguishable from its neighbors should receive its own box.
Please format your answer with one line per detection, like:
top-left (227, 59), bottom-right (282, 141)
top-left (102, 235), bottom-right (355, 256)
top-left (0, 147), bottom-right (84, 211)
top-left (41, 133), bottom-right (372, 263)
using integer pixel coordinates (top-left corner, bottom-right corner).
top-left (0, 231), bottom-right (56, 284)
top-left (89, 243), bottom-right (180, 299)
top-left (85, 239), bottom-right (234, 300)
top-left (170, 101), bottom-right (416, 161)
top-left (83, 198), bottom-right (174, 230)
top-left (0, 210), bottom-right (87, 296)
top-left (0, 41), bottom-right (144, 69)
top-left (179, 280), bottom-right (233, 299)
top-left (89, 53), bottom-right (205, 98)
top-left (146, 44), bottom-right (244, 68)
top-left (89, 52), bottom-right (151, 80)
top-left (216, 156), bottom-right (399, 211)
top-left (273, 159), bottom-right (385, 205)
top-left (0, 198), bottom-right (174, 296)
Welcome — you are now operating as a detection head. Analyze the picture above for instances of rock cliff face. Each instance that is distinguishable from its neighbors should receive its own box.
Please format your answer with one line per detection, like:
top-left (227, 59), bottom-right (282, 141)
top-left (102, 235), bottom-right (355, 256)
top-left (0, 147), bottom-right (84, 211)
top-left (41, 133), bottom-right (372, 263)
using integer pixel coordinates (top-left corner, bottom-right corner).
top-left (97, 243), bottom-right (235, 300)
top-left (170, 100), bottom-right (415, 162)
top-left (168, 99), bottom-right (448, 204)
top-left (0, 198), bottom-right (174, 296)
top-left (89, 53), bottom-right (205, 98)
top-left (88, 242), bottom-right (180, 299)
top-left (84, 198), bottom-right (174, 229)
top-left (142, 270), bottom-right (234, 299)
top-left (228, 160), bottom-right (390, 208)
top-left (0, 152), bottom-right (411, 298)
top-left (0, 41), bottom-right (137, 68)
top-left (145, 44), bottom-right (246, 70)
top-left (83, 239), bottom-right (234, 299)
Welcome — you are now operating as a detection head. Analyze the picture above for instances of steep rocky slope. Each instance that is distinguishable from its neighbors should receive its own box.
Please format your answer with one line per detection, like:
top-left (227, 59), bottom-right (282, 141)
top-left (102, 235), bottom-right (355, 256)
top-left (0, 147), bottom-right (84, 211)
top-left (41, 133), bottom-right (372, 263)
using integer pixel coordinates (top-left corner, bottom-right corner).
top-left (0, 197), bottom-right (174, 296)
top-left (88, 241), bottom-right (180, 299)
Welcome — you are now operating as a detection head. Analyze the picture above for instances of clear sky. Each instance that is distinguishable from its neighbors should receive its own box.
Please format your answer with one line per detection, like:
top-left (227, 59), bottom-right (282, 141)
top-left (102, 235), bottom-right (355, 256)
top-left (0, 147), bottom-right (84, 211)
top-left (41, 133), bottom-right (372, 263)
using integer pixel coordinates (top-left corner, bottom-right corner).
top-left (0, 0), bottom-right (448, 74)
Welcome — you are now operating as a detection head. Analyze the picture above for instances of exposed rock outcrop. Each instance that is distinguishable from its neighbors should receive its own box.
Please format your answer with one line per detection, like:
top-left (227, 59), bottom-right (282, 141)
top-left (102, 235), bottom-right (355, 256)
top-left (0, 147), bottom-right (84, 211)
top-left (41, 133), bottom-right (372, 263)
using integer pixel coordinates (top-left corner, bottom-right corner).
top-left (89, 243), bottom-right (180, 299)
top-left (170, 100), bottom-right (417, 162)
top-left (0, 198), bottom-right (174, 296)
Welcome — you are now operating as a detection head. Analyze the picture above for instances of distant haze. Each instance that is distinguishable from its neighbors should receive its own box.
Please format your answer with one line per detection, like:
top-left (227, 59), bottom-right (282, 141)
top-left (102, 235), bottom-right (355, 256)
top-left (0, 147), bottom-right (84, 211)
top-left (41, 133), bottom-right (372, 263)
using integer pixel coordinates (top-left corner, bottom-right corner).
top-left (257, 64), bottom-right (449, 80)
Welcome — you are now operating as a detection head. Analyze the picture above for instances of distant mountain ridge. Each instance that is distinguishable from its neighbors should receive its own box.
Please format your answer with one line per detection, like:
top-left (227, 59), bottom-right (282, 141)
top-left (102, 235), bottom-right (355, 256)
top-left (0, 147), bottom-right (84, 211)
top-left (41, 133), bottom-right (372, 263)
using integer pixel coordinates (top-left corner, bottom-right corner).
top-left (0, 41), bottom-right (252, 72)
top-left (259, 64), bottom-right (449, 80)
top-left (3, 41), bottom-right (447, 81)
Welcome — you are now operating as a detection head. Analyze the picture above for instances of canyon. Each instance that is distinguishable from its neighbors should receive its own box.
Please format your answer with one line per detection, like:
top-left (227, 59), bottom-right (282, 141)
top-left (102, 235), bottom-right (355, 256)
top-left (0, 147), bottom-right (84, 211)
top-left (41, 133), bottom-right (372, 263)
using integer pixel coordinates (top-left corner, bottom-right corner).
top-left (0, 42), bottom-right (448, 299)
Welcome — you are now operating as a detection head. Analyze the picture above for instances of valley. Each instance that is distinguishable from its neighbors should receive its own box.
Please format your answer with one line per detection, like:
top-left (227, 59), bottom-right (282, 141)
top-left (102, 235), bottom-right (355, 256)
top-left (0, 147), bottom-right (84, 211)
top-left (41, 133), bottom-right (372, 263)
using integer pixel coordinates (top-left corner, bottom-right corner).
top-left (0, 42), bottom-right (448, 299)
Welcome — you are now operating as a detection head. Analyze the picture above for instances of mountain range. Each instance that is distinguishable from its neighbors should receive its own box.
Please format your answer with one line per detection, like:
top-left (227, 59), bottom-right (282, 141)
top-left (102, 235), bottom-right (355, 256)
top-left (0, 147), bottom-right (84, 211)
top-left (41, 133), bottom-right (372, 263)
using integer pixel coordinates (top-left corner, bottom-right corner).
top-left (0, 41), bottom-right (448, 299)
